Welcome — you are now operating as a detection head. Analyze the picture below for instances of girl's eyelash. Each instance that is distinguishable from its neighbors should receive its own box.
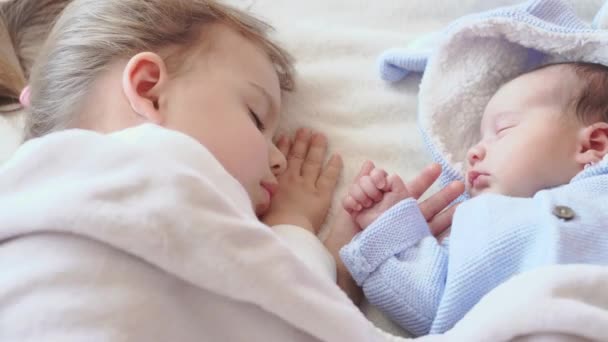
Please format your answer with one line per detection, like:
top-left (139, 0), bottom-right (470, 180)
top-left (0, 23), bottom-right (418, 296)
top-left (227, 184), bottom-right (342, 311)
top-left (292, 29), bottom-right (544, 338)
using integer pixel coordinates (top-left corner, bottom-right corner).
top-left (249, 110), bottom-right (265, 131)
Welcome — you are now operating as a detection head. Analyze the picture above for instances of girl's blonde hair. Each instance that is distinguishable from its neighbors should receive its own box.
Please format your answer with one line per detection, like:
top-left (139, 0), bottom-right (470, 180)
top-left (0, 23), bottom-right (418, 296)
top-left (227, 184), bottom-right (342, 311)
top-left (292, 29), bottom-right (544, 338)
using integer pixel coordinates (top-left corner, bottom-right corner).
top-left (0, 0), bottom-right (294, 141)
top-left (0, 0), bottom-right (70, 113)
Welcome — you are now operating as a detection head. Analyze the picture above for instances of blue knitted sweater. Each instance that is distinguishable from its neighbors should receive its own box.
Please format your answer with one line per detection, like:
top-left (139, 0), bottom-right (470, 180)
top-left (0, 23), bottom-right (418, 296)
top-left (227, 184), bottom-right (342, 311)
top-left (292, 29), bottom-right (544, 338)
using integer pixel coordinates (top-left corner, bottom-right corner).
top-left (340, 0), bottom-right (608, 336)
top-left (341, 159), bottom-right (608, 336)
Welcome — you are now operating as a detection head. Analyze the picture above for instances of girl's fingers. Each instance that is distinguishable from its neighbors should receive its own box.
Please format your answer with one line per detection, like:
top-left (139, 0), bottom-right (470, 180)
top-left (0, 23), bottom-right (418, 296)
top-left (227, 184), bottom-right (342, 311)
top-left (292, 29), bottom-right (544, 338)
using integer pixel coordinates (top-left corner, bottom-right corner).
top-left (317, 154), bottom-right (343, 191)
top-left (275, 134), bottom-right (291, 157)
top-left (287, 128), bottom-right (312, 173)
top-left (302, 133), bottom-right (328, 181)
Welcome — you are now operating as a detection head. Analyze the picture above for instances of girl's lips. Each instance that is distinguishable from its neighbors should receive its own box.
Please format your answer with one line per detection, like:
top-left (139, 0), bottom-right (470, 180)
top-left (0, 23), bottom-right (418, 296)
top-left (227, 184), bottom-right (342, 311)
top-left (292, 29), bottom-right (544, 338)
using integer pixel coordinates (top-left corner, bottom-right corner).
top-left (256, 182), bottom-right (278, 216)
top-left (261, 182), bottom-right (278, 198)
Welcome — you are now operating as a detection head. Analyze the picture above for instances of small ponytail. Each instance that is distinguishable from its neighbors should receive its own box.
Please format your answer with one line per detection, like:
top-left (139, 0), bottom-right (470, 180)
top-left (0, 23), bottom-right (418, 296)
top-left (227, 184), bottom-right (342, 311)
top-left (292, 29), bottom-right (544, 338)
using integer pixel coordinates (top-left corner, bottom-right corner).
top-left (0, 0), bottom-right (70, 113)
top-left (0, 8), bottom-right (26, 112)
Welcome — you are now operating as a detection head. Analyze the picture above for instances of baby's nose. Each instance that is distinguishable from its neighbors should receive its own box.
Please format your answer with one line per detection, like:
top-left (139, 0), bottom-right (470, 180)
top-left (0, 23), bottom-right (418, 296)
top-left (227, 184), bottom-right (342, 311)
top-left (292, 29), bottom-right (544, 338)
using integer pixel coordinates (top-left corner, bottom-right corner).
top-left (467, 144), bottom-right (485, 166)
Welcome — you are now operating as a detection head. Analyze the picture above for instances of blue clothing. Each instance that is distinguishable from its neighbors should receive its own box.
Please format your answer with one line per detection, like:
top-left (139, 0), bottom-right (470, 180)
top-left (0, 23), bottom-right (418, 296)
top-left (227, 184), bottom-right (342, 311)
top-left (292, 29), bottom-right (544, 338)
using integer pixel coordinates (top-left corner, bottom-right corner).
top-left (343, 0), bottom-right (608, 335)
top-left (341, 158), bottom-right (608, 336)
top-left (342, 0), bottom-right (608, 335)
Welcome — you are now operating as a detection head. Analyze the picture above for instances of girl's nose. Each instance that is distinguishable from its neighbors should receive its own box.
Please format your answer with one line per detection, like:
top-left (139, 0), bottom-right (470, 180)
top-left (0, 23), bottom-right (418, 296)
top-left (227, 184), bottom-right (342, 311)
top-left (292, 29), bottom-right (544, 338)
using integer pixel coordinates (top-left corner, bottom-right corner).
top-left (269, 143), bottom-right (287, 176)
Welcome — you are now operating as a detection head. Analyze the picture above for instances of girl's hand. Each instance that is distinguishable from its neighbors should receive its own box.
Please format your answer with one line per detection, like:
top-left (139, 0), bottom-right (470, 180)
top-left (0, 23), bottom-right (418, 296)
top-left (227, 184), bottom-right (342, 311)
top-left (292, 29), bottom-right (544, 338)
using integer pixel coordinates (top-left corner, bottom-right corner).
top-left (262, 129), bottom-right (343, 234)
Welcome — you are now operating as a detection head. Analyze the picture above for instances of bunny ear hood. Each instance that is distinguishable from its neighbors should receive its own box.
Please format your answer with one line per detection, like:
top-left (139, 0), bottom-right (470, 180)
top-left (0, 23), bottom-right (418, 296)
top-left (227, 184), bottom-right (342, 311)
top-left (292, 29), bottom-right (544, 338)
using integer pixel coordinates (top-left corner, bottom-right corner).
top-left (379, 0), bottom-right (608, 187)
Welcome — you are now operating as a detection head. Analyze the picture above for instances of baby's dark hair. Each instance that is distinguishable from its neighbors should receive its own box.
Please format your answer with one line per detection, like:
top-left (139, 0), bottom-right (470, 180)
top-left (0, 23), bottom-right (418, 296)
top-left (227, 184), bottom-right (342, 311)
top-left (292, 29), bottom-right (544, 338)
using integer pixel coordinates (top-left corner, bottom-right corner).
top-left (535, 62), bottom-right (608, 124)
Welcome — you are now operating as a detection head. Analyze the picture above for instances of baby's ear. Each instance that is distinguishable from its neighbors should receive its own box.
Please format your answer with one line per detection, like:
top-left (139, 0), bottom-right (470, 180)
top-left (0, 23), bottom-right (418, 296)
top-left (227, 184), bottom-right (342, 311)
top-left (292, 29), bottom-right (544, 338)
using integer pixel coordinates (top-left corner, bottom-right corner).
top-left (576, 122), bottom-right (608, 166)
top-left (122, 52), bottom-right (169, 124)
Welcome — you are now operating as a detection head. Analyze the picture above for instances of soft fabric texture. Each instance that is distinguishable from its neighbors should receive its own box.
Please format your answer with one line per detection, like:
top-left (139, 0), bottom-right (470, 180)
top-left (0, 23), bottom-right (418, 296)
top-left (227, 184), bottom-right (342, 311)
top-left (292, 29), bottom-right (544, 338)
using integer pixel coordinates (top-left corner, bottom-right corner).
top-left (341, 156), bottom-right (608, 336)
top-left (445, 264), bottom-right (608, 341)
top-left (0, 124), bottom-right (376, 342)
top-left (274, 224), bottom-right (337, 281)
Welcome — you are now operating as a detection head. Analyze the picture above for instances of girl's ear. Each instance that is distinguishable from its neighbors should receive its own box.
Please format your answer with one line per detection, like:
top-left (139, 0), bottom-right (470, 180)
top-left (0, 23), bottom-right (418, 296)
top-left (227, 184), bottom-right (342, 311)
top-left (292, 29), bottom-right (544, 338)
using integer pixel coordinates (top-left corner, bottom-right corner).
top-left (122, 52), bottom-right (169, 124)
top-left (576, 122), bottom-right (608, 166)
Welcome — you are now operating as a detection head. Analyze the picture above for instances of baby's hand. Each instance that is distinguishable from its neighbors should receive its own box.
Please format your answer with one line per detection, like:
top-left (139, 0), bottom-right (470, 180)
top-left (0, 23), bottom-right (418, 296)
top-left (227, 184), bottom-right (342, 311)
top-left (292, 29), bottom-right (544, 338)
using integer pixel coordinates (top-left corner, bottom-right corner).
top-left (343, 161), bottom-right (410, 229)
top-left (262, 128), bottom-right (342, 234)
top-left (344, 162), bottom-right (465, 236)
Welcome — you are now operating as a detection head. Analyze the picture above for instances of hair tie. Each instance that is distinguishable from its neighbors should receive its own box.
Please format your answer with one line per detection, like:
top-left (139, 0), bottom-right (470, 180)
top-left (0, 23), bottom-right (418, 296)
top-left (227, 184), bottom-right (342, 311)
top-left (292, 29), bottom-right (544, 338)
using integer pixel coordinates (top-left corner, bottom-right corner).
top-left (19, 85), bottom-right (31, 108)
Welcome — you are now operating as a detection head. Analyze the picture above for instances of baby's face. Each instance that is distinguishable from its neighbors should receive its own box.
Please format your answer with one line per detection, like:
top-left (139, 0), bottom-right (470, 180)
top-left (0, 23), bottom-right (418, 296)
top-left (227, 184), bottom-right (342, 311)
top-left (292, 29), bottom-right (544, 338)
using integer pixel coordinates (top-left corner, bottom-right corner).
top-left (465, 66), bottom-right (584, 198)
top-left (162, 24), bottom-right (285, 216)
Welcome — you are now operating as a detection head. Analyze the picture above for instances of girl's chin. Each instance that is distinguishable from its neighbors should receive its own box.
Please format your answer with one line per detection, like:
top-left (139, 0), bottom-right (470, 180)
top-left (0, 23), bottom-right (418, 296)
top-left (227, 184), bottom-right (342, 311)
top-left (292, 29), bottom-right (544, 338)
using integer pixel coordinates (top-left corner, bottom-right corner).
top-left (255, 202), bottom-right (270, 218)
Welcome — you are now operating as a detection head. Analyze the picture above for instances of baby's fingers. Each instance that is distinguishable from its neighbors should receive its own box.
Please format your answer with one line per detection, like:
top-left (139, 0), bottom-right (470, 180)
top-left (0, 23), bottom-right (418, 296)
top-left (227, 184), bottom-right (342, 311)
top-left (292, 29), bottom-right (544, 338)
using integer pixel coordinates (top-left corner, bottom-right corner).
top-left (419, 181), bottom-right (465, 222)
top-left (428, 204), bottom-right (459, 237)
top-left (369, 168), bottom-right (388, 190)
top-left (348, 182), bottom-right (373, 208)
top-left (343, 195), bottom-right (363, 213)
top-left (354, 160), bottom-right (375, 181)
top-left (406, 163), bottom-right (442, 199)
top-left (359, 175), bottom-right (384, 202)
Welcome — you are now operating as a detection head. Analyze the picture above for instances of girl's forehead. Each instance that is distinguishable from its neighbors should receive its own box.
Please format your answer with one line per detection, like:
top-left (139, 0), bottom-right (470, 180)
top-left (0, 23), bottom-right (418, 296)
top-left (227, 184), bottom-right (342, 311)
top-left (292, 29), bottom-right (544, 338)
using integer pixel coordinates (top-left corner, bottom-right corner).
top-left (201, 25), bottom-right (281, 96)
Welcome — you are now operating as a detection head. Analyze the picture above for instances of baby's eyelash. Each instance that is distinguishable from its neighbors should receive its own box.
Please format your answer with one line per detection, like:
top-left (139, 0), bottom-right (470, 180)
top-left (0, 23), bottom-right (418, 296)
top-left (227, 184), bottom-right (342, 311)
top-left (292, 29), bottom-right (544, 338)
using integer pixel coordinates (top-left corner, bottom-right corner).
top-left (496, 125), bottom-right (514, 135)
top-left (249, 110), bottom-right (266, 131)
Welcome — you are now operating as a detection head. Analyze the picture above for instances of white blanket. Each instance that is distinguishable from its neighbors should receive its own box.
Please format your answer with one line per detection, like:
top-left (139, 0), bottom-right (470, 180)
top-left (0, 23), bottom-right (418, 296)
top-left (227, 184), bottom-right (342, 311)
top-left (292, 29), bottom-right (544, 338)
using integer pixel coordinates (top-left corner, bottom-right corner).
top-left (0, 125), bottom-right (381, 342)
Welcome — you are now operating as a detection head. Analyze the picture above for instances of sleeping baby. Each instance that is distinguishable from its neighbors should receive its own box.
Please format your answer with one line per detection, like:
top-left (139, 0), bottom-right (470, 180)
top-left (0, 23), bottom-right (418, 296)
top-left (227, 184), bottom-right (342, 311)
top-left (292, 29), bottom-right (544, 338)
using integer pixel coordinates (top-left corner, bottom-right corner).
top-left (338, 62), bottom-right (608, 336)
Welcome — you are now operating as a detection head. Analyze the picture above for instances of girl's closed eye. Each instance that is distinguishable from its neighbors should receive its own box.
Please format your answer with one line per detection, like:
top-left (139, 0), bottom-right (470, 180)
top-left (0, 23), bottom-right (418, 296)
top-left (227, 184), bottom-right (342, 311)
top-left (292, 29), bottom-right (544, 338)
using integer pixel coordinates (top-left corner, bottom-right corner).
top-left (249, 109), bottom-right (266, 131)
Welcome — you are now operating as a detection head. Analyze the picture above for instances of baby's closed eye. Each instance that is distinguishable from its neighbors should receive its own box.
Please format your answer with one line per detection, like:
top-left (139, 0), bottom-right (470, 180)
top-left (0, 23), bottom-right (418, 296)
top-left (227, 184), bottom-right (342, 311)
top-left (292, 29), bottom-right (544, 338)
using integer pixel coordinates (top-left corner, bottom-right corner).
top-left (496, 125), bottom-right (515, 136)
top-left (493, 112), bottom-right (519, 137)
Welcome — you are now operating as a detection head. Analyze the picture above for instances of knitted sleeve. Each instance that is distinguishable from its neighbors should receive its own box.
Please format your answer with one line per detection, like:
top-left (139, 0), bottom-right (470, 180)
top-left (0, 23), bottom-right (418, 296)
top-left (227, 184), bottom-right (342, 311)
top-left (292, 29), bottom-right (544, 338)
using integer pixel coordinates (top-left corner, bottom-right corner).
top-left (340, 198), bottom-right (448, 336)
